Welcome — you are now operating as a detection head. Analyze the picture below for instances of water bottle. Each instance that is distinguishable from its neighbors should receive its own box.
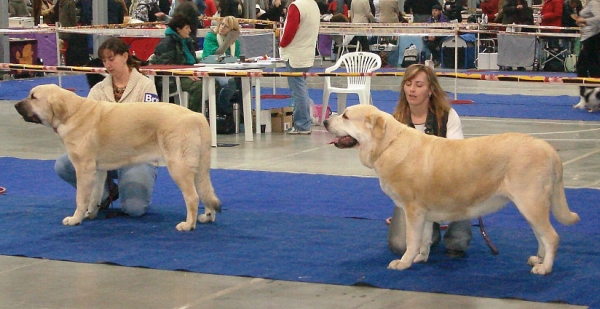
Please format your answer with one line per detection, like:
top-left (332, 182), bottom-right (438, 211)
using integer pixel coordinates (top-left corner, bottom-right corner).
top-left (233, 103), bottom-right (240, 134)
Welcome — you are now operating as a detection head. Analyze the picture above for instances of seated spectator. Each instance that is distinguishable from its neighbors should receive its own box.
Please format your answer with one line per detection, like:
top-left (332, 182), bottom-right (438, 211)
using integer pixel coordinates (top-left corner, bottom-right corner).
top-left (423, 4), bottom-right (448, 67)
top-left (9, 0), bottom-right (30, 17)
top-left (480, 0), bottom-right (499, 22)
top-left (443, 0), bottom-right (464, 22)
top-left (39, 0), bottom-right (56, 24)
top-left (201, 16), bottom-right (242, 117)
top-left (256, 0), bottom-right (285, 28)
top-left (151, 14), bottom-right (204, 112)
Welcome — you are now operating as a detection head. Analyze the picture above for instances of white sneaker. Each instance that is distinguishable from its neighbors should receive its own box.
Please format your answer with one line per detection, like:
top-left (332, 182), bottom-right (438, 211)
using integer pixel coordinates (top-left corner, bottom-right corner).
top-left (286, 127), bottom-right (312, 135)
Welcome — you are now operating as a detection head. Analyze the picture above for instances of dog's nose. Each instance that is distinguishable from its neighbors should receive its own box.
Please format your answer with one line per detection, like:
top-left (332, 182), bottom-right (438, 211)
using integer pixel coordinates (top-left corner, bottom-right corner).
top-left (323, 120), bottom-right (329, 129)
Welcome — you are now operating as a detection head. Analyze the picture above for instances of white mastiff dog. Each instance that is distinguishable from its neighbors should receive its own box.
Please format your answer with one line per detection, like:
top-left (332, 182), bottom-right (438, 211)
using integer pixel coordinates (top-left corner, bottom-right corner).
top-left (15, 84), bottom-right (221, 231)
top-left (324, 104), bottom-right (580, 275)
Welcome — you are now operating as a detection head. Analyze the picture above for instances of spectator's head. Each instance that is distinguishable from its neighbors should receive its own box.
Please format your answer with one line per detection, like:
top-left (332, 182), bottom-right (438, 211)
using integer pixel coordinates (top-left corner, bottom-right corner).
top-left (330, 13), bottom-right (349, 22)
top-left (393, 64), bottom-right (450, 129)
top-left (568, 0), bottom-right (581, 9)
top-left (218, 16), bottom-right (240, 36)
top-left (432, 4), bottom-right (443, 18)
top-left (168, 13), bottom-right (193, 38)
top-left (97, 37), bottom-right (140, 71)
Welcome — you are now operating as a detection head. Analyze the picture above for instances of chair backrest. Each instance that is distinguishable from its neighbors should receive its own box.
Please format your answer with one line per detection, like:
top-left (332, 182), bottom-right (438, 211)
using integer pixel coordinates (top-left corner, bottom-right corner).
top-left (337, 52), bottom-right (382, 87)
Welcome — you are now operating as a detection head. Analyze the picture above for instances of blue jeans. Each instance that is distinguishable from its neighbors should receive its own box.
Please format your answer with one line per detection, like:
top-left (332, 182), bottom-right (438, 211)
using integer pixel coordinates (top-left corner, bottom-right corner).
top-left (54, 153), bottom-right (158, 217)
top-left (387, 206), bottom-right (472, 255)
top-left (285, 61), bottom-right (312, 131)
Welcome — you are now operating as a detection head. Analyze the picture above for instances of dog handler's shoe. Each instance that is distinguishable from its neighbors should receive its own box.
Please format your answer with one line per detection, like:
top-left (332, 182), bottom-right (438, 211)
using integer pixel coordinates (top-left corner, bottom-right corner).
top-left (99, 180), bottom-right (119, 210)
top-left (286, 127), bottom-right (311, 135)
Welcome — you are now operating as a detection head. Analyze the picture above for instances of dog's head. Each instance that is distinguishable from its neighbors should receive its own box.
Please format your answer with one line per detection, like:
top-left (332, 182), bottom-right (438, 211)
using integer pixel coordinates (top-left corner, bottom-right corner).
top-left (324, 105), bottom-right (398, 167)
top-left (14, 84), bottom-right (77, 129)
top-left (573, 87), bottom-right (600, 112)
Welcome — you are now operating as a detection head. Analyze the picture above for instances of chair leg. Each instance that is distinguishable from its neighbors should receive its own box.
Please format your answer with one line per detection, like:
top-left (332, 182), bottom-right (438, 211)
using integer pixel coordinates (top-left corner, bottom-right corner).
top-left (321, 89), bottom-right (331, 125)
top-left (337, 93), bottom-right (347, 113)
top-left (181, 91), bottom-right (189, 109)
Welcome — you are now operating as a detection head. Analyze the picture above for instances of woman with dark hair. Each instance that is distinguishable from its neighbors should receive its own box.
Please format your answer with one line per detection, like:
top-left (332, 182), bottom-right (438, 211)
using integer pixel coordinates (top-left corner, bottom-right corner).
top-left (387, 64), bottom-right (472, 258)
top-left (55, 38), bottom-right (160, 218)
top-left (152, 13), bottom-right (204, 112)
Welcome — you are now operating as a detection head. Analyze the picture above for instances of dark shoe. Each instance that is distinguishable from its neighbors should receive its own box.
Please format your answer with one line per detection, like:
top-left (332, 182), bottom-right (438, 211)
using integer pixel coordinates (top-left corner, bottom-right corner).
top-left (517, 67), bottom-right (526, 71)
top-left (99, 179), bottom-right (119, 210)
top-left (445, 249), bottom-right (465, 258)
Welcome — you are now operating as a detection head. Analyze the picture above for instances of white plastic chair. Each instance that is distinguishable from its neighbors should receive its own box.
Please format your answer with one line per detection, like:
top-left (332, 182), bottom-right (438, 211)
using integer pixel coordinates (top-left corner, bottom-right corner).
top-left (321, 52), bottom-right (382, 124)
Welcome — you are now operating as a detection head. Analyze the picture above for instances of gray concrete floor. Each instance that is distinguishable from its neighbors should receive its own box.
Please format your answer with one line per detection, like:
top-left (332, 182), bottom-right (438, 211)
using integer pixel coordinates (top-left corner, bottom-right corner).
top-left (0, 70), bottom-right (594, 308)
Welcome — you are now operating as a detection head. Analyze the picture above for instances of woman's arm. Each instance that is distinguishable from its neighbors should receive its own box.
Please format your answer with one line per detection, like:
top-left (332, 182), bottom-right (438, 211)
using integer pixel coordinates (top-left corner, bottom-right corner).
top-left (215, 30), bottom-right (240, 55)
top-left (446, 109), bottom-right (464, 140)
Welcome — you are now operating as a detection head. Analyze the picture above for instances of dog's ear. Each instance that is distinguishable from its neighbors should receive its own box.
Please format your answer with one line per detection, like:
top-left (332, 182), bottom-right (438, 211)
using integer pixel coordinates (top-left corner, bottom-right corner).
top-left (365, 114), bottom-right (386, 140)
top-left (47, 91), bottom-right (68, 122)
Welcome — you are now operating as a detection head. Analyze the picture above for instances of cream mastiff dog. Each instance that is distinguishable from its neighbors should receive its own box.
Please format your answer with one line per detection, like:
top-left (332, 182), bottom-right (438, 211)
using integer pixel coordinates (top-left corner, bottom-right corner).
top-left (324, 105), bottom-right (580, 275)
top-left (15, 84), bottom-right (221, 231)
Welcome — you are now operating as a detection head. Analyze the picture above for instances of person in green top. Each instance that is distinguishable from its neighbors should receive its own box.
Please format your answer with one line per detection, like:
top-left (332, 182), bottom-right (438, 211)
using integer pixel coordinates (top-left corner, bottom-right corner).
top-left (202, 16), bottom-right (242, 116)
top-left (152, 13), bottom-right (204, 112)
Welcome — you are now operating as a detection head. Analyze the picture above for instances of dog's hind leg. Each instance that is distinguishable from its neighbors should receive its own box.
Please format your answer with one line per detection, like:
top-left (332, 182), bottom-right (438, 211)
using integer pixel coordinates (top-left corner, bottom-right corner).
top-left (514, 194), bottom-right (559, 275)
top-left (167, 161), bottom-right (200, 231)
top-left (195, 139), bottom-right (221, 224)
top-left (388, 206), bottom-right (426, 271)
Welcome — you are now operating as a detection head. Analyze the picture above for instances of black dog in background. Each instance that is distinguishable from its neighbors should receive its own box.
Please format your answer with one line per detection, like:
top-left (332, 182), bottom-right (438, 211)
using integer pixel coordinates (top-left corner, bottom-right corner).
top-left (85, 58), bottom-right (106, 88)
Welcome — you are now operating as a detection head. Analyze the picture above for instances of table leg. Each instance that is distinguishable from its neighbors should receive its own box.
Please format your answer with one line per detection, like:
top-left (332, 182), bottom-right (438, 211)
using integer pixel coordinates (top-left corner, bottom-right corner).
top-left (254, 77), bottom-right (261, 135)
top-left (206, 77), bottom-right (218, 147)
top-left (242, 77), bottom-right (254, 142)
top-left (162, 76), bottom-right (169, 102)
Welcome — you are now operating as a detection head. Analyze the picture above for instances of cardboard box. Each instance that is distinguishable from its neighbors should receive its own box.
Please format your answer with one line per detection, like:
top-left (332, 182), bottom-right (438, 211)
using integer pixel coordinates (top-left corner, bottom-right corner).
top-left (9, 17), bottom-right (34, 28)
top-left (270, 107), bottom-right (293, 133)
top-left (251, 110), bottom-right (272, 133)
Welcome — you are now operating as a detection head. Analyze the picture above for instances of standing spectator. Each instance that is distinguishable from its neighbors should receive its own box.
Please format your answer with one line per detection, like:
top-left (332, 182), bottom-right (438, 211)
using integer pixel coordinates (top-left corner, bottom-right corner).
top-left (279, 0), bottom-right (320, 134)
top-left (404, 0), bottom-right (440, 22)
top-left (131, 0), bottom-right (160, 21)
top-left (540, 0), bottom-right (564, 48)
top-left (160, 0), bottom-right (172, 13)
top-left (480, 0), bottom-right (499, 22)
top-left (195, 0), bottom-right (207, 14)
top-left (39, 0), bottom-right (56, 24)
top-left (327, 0), bottom-right (349, 16)
top-left (108, 0), bottom-right (127, 24)
top-left (573, 0), bottom-right (600, 102)
top-left (204, 0), bottom-right (217, 27)
top-left (443, 0), bottom-right (463, 22)
top-left (423, 4), bottom-right (448, 66)
top-left (9, 0), bottom-right (30, 17)
top-left (152, 14), bottom-right (204, 111)
top-left (562, 0), bottom-right (582, 29)
top-left (219, 0), bottom-right (242, 17)
top-left (387, 63), bottom-right (472, 259)
top-left (350, 0), bottom-right (376, 51)
top-left (501, 0), bottom-right (534, 25)
top-left (378, 0), bottom-right (400, 23)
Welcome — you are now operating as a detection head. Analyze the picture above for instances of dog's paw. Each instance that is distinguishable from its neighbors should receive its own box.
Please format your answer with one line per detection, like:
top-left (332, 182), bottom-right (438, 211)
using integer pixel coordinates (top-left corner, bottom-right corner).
top-left (527, 255), bottom-right (543, 266)
top-left (176, 221), bottom-right (196, 231)
top-left (62, 216), bottom-right (82, 226)
top-left (531, 264), bottom-right (552, 275)
top-left (388, 259), bottom-right (411, 270)
top-left (413, 253), bottom-right (429, 263)
top-left (198, 212), bottom-right (215, 224)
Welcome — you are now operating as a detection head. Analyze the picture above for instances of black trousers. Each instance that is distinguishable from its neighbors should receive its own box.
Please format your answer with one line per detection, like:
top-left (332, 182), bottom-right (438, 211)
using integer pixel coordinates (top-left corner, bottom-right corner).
top-left (576, 32), bottom-right (600, 78)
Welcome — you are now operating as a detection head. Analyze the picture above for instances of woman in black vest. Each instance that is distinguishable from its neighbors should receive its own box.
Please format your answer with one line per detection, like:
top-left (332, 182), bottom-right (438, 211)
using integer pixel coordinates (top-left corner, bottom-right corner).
top-left (386, 64), bottom-right (472, 258)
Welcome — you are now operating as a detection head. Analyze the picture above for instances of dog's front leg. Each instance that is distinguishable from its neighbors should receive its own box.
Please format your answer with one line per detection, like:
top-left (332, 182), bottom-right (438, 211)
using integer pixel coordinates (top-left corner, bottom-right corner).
top-left (413, 221), bottom-right (433, 263)
top-left (85, 171), bottom-right (107, 220)
top-left (62, 164), bottom-right (97, 226)
top-left (388, 207), bottom-right (426, 271)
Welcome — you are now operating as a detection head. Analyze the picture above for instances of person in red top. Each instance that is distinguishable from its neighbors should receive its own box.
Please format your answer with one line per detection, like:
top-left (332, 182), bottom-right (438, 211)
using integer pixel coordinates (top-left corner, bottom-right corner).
top-left (203, 0), bottom-right (217, 27)
top-left (541, 0), bottom-right (564, 29)
top-left (480, 0), bottom-right (499, 22)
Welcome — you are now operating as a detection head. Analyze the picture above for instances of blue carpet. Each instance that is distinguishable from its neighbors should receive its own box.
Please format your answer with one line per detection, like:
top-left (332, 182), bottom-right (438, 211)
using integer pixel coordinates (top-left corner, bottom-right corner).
top-left (0, 157), bottom-right (599, 308)
top-left (0, 74), bottom-right (598, 121)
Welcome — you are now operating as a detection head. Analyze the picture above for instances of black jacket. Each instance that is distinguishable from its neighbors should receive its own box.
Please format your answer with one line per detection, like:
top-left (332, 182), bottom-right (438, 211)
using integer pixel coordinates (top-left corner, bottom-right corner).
top-left (152, 34), bottom-right (198, 65)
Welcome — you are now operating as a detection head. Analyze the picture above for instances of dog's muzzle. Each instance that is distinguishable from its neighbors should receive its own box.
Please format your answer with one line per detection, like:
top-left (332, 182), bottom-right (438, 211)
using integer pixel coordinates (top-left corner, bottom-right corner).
top-left (14, 101), bottom-right (41, 124)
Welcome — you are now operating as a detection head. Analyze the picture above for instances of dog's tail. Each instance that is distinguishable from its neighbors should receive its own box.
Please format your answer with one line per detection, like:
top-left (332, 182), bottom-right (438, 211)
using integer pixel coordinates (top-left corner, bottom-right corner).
top-left (551, 180), bottom-right (580, 226)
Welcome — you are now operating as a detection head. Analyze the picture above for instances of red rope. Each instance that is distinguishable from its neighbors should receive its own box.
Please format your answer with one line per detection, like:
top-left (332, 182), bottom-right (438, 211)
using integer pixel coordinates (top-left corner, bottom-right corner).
top-left (0, 187), bottom-right (6, 195)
